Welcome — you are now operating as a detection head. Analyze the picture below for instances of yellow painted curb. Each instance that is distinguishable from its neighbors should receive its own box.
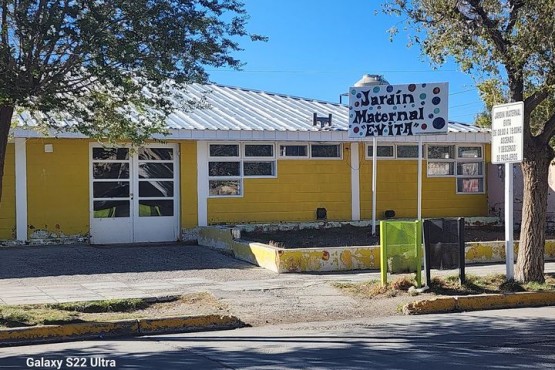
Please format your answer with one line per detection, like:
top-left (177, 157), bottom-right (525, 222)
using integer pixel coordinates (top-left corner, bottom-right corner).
top-left (0, 315), bottom-right (245, 347)
top-left (403, 297), bottom-right (457, 315)
top-left (0, 320), bottom-right (138, 346)
top-left (138, 315), bottom-right (245, 334)
top-left (404, 291), bottom-right (555, 315)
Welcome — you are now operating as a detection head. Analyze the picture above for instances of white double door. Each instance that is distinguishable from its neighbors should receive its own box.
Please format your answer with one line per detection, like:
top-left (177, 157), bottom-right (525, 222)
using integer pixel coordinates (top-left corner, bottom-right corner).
top-left (90, 144), bottom-right (179, 244)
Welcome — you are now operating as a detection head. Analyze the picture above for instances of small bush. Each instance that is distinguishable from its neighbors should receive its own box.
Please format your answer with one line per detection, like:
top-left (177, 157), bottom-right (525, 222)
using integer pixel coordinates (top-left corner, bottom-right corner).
top-left (390, 276), bottom-right (415, 291)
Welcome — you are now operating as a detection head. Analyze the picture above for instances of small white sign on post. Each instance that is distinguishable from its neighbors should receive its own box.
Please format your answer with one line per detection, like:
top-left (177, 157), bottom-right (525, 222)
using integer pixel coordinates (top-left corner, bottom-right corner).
top-left (492, 102), bottom-right (524, 164)
top-left (491, 101), bottom-right (524, 281)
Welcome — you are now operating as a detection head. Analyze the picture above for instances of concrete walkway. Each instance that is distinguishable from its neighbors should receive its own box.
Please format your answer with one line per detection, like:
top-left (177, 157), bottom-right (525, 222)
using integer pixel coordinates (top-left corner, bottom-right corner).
top-left (0, 243), bottom-right (553, 305)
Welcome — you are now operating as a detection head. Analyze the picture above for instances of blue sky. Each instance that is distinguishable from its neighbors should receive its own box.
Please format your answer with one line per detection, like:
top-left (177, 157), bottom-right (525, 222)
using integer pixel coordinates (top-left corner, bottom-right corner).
top-left (207, 0), bottom-right (485, 124)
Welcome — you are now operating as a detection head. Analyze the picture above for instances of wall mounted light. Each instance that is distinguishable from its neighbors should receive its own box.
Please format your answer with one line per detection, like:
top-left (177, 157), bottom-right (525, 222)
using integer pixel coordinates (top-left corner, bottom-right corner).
top-left (316, 208), bottom-right (327, 220)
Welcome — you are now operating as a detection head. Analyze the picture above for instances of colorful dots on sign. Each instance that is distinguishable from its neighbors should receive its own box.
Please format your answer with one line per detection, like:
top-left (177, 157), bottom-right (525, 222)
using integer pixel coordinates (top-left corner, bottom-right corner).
top-left (348, 82), bottom-right (448, 138)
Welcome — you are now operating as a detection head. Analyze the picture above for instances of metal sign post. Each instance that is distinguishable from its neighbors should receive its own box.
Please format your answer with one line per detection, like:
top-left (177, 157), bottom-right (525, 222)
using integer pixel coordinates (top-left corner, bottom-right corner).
top-left (348, 81), bottom-right (449, 235)
top-left (491, 101), bottom-right (524, 281)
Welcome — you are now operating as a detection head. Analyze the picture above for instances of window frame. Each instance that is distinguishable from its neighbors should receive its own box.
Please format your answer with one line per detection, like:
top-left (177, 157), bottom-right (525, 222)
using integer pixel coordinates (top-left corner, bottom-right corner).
top-left (208, 142), bottom-right (277, 198)
top-left (396, 144), bottom-right (423, 159)
top-left (365, 143), bottom-right (423, 160)
top-left (455, 144), bottom-right (485, 194)
top-left (278, 143), bottom-right (342, 160)
top-left (278, 144), bottom-right (309, 159)
top-left (425, 144), bottom-right (485, 194)
top-left (426, 161), bottom-right (455, 177)
top-left (426, 144), bottom-right (456, 177)
top-left (366, 144), bottom-right (394, 159)
top-left (310, 143), bottom-right (342, 160)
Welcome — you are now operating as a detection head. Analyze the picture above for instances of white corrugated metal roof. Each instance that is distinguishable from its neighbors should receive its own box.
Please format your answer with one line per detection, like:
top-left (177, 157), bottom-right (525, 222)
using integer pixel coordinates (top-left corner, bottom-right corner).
top-left (165, 83), bottom-right (349, 132)
top-left (166, 83), bottom-right (489, 134)
top-left (12, 83), bottom-right (490, 140)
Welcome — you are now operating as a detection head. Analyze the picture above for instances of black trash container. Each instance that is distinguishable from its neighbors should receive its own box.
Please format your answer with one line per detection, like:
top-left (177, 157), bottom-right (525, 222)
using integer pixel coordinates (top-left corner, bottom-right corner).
top-left (423, 218), bottom-right (465, 285)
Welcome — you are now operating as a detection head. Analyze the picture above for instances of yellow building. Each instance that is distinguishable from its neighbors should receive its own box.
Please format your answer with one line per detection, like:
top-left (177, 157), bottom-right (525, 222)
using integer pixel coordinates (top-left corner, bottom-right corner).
top-left (0, 84), bottom-right (491, 244)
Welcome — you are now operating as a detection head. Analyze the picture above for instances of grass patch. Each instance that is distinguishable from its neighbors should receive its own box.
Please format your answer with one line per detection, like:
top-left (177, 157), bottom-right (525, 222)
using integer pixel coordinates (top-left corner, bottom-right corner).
top-left (428, 273), bottom-right (555, 296)
top-left (334, 273), bottom-right (555, 299)
top-left (46, 298), bottom-right (152, 313)
top-left (0, 293), bottom-right (226, 328)
top-left (333, 276), bottom-right (417, 298)
top-left (0, 306), bottom-right (82, 327)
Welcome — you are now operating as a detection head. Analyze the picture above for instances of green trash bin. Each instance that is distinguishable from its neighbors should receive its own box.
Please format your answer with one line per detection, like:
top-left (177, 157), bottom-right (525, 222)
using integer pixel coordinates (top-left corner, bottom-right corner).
top-left (380, 220), bottom-right (422, 288)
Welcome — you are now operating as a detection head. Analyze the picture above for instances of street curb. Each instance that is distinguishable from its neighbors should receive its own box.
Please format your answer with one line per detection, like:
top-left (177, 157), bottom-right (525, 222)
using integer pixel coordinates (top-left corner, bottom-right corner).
top-left (0, 315), bottom-right (245, 347)
top-left (403, 291), bottom-right (555, 315)
top-left (138, 315), bottom-right (246, 334)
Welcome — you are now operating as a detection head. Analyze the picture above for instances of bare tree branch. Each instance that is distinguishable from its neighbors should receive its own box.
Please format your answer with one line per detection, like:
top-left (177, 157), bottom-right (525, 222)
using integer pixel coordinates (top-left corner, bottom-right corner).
top-left (506, 0), bottom-right (526, 34)
top-left (466, 0), bottom-right (508, 55)
top-left (537, 113), bottom-right (555, 144)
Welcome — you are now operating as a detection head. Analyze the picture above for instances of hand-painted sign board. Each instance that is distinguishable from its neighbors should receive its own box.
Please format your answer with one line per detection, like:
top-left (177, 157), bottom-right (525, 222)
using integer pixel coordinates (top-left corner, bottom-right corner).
top-left (348, 82), bottom-right (449, 138)
top-left (491, 101), bottom-right (524, 164)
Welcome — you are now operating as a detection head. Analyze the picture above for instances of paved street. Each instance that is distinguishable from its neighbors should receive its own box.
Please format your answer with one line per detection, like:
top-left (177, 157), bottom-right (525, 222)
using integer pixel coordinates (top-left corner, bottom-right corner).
top-left (1, 307), bottom-right (554, 369)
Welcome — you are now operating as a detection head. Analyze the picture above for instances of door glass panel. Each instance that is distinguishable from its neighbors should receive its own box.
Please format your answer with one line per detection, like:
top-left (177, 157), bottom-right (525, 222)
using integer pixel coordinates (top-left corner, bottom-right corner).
top-left (139, 163), bottom-right (174, 179)
top-left (93, 181), bottom-right (130, 198)
top-left (93, 163), bottom-right (129, 179)
top-left (92, 148), bottom-right (129, 160)
top-left (139, 181), bottom-right (174, 197)
top-left (138, 200), bottom-right (174, 217)
top-left (93, 200), bottom-right (130, 218)
top-left (138, 148), bottom-right (174, 160)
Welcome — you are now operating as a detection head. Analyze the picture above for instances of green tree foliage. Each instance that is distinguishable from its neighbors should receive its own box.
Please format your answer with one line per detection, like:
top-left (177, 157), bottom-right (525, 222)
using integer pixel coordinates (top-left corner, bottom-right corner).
top-left (383, 0), bottom-right (555, 282)
top-left (0, 0), bottom-right (264, 201)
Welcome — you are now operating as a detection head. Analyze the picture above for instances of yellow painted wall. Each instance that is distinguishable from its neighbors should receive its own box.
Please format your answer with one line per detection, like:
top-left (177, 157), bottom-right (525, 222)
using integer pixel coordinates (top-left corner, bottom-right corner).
top-left (3, 138), bottom-right (491, 241)
top-left (207, 144), bottom-right (353, 224)
top-left (179, 141), bottom-right (198, 228)
top-left (0, 143), bottom-right (15, 239)
top-left (360, 144), bottom-right (488, 219)
top-left (27, 139), bottom-right (89, 237)
top-left (25, 139), bottom-right (199, 238)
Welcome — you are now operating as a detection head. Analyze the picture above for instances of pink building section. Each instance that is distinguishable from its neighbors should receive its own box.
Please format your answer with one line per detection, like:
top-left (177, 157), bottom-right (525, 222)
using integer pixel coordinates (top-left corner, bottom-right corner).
top-left (488, 163), bottom-right (555, 230)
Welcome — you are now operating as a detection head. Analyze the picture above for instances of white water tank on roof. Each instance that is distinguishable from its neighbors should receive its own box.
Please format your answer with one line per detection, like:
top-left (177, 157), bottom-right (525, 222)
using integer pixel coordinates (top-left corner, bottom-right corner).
top-left (354, 74), bottom-right (389, 87)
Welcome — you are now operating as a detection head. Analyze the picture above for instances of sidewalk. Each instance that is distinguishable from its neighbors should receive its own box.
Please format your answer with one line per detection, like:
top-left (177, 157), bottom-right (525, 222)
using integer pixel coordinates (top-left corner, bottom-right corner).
top-left (1, 243), bottom-right (555, 345)
top-left (0, 243), bottom-right (553, 306)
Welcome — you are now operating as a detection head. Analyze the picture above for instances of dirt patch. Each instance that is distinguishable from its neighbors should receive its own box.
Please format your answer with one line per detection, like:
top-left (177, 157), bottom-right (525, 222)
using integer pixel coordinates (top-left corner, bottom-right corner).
top-left (82, 292), bottom-right (232, 323)
top-left (212, 279), bottom-right (427, 327)
top-left (0, 293), bottom-right (231, 328)
top-left (242, 225), bottom-right (555, 248)
top-left (243, 225), bottom-right (377, 248)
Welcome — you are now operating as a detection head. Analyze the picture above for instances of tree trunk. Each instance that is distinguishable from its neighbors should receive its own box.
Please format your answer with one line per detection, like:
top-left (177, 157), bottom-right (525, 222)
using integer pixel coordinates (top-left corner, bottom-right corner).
top-left (515, 143), bottom-right (552, 283)
top-left (0, 105), bottom-right (14, 205)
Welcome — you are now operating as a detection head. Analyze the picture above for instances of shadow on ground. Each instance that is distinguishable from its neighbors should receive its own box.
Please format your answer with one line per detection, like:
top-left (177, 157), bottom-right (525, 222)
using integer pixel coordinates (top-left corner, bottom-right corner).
top-left (0, 244), bottom-right (254, 279)
top-left (1, 313), bottom-right (554, 369)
